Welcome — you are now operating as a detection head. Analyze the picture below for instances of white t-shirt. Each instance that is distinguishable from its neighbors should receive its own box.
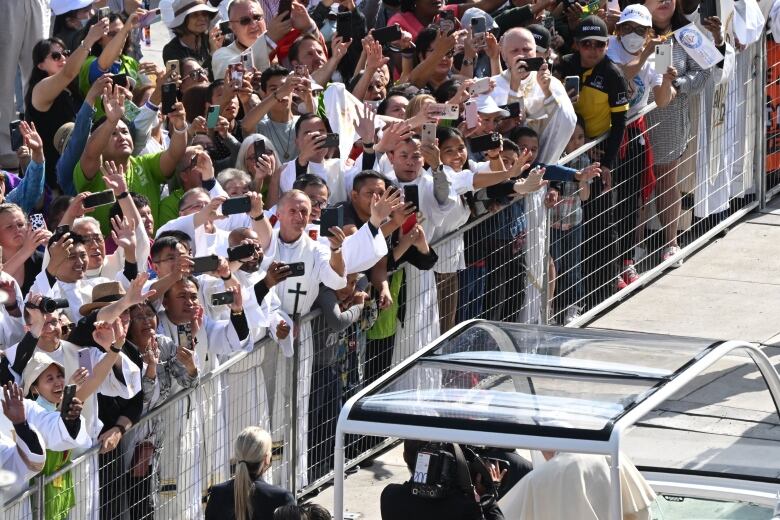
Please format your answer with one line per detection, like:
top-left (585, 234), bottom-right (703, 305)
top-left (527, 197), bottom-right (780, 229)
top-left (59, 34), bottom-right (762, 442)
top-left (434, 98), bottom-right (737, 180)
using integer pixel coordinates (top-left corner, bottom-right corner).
top-left (607, 36), bottom-right (664, 119)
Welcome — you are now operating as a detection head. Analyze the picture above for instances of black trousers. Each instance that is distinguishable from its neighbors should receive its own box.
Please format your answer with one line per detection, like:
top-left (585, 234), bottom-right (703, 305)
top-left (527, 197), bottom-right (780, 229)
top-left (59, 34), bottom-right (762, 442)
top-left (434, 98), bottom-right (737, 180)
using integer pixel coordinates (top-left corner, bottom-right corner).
top-left (482, 239), bottom-right (525, 322)
top-left (307, 365), bottom-right (341, 483)
top-left (99, 447), bottom-right (126, 520)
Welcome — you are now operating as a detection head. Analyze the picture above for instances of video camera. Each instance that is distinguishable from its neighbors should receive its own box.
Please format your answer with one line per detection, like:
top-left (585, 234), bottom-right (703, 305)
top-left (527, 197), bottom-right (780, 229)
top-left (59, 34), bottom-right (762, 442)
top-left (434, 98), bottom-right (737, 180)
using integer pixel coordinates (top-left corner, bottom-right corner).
top-left (28, 297), bottom-right (69, 313)
top-left (409, 443), bottom-right (498, 500)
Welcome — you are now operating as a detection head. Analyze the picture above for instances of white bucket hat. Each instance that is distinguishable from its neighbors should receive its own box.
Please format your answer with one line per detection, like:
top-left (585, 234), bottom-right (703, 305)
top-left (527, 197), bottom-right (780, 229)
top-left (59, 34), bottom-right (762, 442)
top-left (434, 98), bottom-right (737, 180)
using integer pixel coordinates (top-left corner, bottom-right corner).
top-left (161, 0), bottom-right (217, 29)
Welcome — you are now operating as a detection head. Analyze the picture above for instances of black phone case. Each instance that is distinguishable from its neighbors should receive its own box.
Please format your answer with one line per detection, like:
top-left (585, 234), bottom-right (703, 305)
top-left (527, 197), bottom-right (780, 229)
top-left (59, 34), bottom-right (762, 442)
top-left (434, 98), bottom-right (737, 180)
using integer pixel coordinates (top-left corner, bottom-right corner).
top-left (319, 206), bottom-right (343, 237)
top-left (221, 196), bottom-right (252, 215)
top-left (161, 83), bottom-right (177, 115)
top-left (228, 243), bottom-right (256, 262)
top-left (287, 262), bottom-right (305, 277)
top-left (192, 255), bottom-right (219, 274)
top-left (336, 12), bottom-right (352, 38)
top-left (60, 385), bottom-right (77, 420)
top-left (9, 121), bottom-right (23, 151)
top-left (403, 185), bottom-right (420, 209)
top-left (373, 25), bottom-right (402, 44)
top-left (219, 21), bottom-right (233, 35)
top-left (253, 139), bottom-right (267, 157)
top-left (517, 57), bottom-right (545, 72)
top-left (83, 190), bottom-right (116, 208)
top-left (211, 291), bottom-right (235, 305)
top-left (469, 133), bottom-right (502, 153)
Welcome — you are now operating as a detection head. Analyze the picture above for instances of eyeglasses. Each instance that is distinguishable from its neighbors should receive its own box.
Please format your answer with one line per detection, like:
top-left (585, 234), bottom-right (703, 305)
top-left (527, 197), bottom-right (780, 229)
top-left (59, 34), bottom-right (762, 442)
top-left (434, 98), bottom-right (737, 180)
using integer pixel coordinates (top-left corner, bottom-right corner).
top-left (61, 322), bottom-right (75, 336)
top-left (50, 50), bottom-right (71, 61)
top-left (184, 69), bottom-right (208, 81)
top-left (310, 199), bottom-right (327, 209)
top-left (579, 40), bottom-right (607, 49)
top-left (231, 14), bottom-right (263, 26)
top-left (617, 25), bottom-right (649, 36)
top-left (80, 233), bottom-right (104, 244)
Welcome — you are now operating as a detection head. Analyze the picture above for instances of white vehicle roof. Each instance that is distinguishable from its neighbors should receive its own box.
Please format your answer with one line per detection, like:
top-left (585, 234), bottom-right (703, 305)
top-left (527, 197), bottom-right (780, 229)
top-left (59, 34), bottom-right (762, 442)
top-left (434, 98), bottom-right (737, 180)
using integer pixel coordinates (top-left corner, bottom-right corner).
top-left (333, 321), bottom-right (780, 520)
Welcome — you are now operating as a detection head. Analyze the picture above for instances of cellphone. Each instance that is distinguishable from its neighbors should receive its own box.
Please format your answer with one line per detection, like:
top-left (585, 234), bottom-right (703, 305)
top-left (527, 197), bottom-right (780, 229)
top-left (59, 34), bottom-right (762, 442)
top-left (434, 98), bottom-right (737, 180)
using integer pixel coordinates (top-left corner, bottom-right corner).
top-left (471, 77), bottom-right (491, 95)
top-left (124, 99), bottom-right (141, 121)
top-left (421, 122), bottom-right (436, 145)
top-left (471, 16), bottom-right (487, 49)
top-left (165, 59), bottom-right (180, 79)
top-left (564, 75), bottom-right (580, 97)
top-left (372, 24), bottom-right (403, 45)
top-left (227, 243), bottom-right (257, 262)
top-left (469, 132), bottom-right (502, 153)
top-left (177, 323), bottom-right (192, 348)
top-left (286, 262), bottom-right (305, 277)
top-left (655, 41), bottom-right (673, 74)
top-left (277, 0), bottom-right (292, 17)
top-left (503, 101), bottom-right (522, 118)
top-left (294, 64), bottom-right (309, 77)
top-left (161, 83), bottom-right (177, 115)
top-left (465, 100), bottom-right (479, 129)
top-left (240, 51), bottom-right (254, 71)
top-left (83, 190), bottom-right (116, 209)
top-left (29, 213), bottom-right (46, 231)
top-left (698, 0), bottom-right (717, 19)
top-left (210, 291), bottom-right (235, 306)
top-left (426, 103), bottom-right (460, 120)
top-left (336, 12), bottom-right (352, 38)
top-left (51, 225), bottom-right (70, 243)
top-left (207, 105), bottom-right (220, 129)
top-left (137, 8), bottom-right (161, 27)
top-left (401, 212), bottom-right (417, 234)
top-left (112, 73), bottom-right (128, 88)
top-left (60, 384), bottom-right (77, 421)
top-left (9, 120), bottom-right (23, 152)
top-left (403, 185), bottom-right (419, 209)
top-left (219, 20), bottom-right (233, 36)
top-left (253, 139), bottom-right (267, 158)
top-left (192, 254), bottom-right (220, 274)
top-left (515, 56), bottom-right (545, 72)
top-left (438, 10), bottom-right (455, 34)
top-left (97, 6), bottom-right (110, 18)
top-left (319, 206), bottom-right (343, 238)
top-left (221, 195), bottom-right (252, 216)
top-left (230, 65), bottom-right (244, 89)
top-left (322, 133), bottom-right (340, 148)
top-left (78, 348), bottom-right (94, 375)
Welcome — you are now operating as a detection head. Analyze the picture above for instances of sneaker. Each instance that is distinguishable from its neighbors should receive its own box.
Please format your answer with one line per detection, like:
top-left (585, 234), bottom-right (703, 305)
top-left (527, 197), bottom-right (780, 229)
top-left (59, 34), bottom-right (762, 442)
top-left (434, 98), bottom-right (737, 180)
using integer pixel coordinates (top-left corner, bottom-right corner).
top-left (564, 305), bottom-right (581, 325)
top-left (661, 245), bottom-right (684, 268)
top-left (615, 274), bottom-right (627, 291)
top-left (621, 260), bottom-right (640, 286)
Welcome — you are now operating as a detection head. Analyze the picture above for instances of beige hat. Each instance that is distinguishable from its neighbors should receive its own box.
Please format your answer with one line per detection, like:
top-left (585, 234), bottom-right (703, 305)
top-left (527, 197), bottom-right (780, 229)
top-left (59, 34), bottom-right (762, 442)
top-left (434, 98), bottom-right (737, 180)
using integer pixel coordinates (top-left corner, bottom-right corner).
top-left (53, 122), bottom-right (75, 155)
top-left (79, 281), bottom-right (126, 316)
top-left (22, 352), bottom-right (64, 397)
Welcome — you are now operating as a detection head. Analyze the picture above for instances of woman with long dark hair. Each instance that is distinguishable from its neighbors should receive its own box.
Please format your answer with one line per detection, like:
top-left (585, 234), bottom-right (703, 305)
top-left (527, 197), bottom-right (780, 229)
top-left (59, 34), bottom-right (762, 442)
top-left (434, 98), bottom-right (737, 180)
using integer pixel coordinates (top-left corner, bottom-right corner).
top-left (162, 0), bottom-right (220, 73)
top-left (205, 426), bottom-right (295, 520)
top-left (25, 20), bottom-right (108, 189)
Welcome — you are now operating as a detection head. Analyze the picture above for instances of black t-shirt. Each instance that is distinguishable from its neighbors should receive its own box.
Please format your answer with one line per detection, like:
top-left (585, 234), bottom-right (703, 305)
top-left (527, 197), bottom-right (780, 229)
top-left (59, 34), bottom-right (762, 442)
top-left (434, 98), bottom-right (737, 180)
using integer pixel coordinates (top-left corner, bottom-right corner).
top-left (380, 481), bottom-right (504, 520)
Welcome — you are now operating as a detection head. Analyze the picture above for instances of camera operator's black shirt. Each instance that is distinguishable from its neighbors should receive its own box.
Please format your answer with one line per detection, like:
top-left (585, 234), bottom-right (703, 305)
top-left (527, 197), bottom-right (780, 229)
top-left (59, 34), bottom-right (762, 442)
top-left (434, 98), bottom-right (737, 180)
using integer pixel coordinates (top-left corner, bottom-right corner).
top-left (380, 482), bottom-right (504, 520)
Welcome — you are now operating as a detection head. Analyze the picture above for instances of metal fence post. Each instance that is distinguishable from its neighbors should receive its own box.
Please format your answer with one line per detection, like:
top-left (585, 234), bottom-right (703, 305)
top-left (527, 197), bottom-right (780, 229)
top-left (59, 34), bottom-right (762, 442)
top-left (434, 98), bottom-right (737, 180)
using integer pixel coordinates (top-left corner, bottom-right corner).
top-left (758, 34), bottom-right (769, 208)
top-left (541, 206), bottom-right (551, 325)
top-left (289, 313), bottom-right (300, 495)
top-left (34, 476), bottom-right (43, 520)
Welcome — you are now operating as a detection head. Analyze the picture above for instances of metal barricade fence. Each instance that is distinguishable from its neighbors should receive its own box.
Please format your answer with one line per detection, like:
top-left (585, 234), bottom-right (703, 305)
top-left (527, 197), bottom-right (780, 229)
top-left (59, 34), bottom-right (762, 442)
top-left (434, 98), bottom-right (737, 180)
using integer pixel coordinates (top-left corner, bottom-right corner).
top-left (1, 33), bottom-right (773, 518)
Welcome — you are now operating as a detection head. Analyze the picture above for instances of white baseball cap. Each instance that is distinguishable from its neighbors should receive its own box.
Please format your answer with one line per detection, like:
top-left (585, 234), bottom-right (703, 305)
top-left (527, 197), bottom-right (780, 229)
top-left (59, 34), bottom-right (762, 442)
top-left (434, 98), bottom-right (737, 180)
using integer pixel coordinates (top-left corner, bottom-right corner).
top-left (617, 4), bottom-right (653, 27)
top-left (51, 0), bottom-right (92, 16)
top-left (476, 95), bottom-right (509, 117)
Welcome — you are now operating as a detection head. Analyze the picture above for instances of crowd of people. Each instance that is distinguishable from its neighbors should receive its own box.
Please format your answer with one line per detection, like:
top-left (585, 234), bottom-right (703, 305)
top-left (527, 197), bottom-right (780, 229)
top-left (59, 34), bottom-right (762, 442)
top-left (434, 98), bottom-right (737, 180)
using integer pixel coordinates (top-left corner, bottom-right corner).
top-left (0, 0), bottom-right (773, 517)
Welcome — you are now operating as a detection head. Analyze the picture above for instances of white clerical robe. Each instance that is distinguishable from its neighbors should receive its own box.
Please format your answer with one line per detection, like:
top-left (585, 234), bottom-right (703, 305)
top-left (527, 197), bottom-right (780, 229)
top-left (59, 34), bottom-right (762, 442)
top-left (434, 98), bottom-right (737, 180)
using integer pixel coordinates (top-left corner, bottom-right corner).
top-left (499, 452), bottom-right (655, 520)
top-left (392, 171), bottom-right (456, 372)
top-left (265, 229), bottom-right (346, 489)
top-left (0, 397), bottom-right (91, 508)
top-left (311, 221), bottom-right (388, 274)
top-left (0, 272), bottom-right (24, 350)
top-left (29, 274), bottom-right (111, 323)
top-left (156, 311), bottom-right (251, 509)
top-left (279, 159), bottom-right (348, 204)
top-left (155, 213), bottom-right (231, 257)
top-left (492, 70), bottom-right (577, 324)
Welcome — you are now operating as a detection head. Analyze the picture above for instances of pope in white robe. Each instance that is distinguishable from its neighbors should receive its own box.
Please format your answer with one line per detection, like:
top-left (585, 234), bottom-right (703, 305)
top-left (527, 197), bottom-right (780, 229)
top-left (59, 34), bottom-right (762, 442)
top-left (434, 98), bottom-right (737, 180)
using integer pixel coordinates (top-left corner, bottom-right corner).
top-left (491, 27), bottom-right (577, 323)
top-left (263, 190), bottom-right (347, 490)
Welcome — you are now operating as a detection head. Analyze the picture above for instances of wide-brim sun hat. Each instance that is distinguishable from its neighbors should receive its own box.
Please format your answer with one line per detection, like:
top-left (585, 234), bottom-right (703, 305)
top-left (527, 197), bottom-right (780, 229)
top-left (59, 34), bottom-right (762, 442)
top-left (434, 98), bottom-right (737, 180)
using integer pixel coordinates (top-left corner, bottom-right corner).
top-left (51, 0), bottom-right (92, 16)
top-left (161, 0), bottom-right (218, 30)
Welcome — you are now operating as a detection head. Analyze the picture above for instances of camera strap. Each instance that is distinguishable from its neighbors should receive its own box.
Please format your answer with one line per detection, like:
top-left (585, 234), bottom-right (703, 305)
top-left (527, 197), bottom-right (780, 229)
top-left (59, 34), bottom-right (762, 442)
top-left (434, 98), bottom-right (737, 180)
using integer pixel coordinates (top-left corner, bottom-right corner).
top-left (451, 443), bottom-right (475, 495)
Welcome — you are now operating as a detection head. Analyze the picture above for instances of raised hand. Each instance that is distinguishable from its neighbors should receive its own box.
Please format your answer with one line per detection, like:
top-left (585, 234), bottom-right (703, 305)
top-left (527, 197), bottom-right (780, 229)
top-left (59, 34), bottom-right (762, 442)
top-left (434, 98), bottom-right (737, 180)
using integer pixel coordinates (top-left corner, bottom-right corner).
top-left (103, 86), bottom-right (126, 123)
top-left (376, 122), bottom-right (413, 153)
top-left (513, 167), bottom-right (547, 195)
top-left (353, 102), bottom-right (377, 145)
top-left (2, 382), bottom-right (26, 425)
top-left (19, 121), bottom-right (44, 164)
top-left (92, 320), bottom-right (117, 352)
top-left (111, 215), bottom-right (137, 252)
top-left (167, 102), bottom-right (187, 131)
top-left (69, 367), bottom-right (89, 387)
top-left (209, 25), bottom-right (225, 53)
top-left (264, 262), bottom-right (292, 288)
top-left (142, 338), bottom-right (160, 367)
top-left (420, 141), bottom-right (441, 170)
top-left (0, 279), bottom-right (18, 311)
top-left (578, 162), bottom-right (602, 182)
top-left (25, 294), bottom-right (45, 337)
top-left (175, 344), bottom-right (197, 374)
top-left (227, 286), bottom-right (243, 313)
top-left (290, 1), bottom-right (315, 32)
top-left (370, 187), bottom-right (404, 227)
top-left (330, 35), bottom-right (351, 62)
top-left (102, 161), bottom-right (129, 195)
top-left (85, 17), bottom-right (110, 47)
top-left (327, 226), bottom-right (346, 251)
top-left (48, 232), bottom-right (74, 274)
top-left (124, 272), bottom-right (157, 307)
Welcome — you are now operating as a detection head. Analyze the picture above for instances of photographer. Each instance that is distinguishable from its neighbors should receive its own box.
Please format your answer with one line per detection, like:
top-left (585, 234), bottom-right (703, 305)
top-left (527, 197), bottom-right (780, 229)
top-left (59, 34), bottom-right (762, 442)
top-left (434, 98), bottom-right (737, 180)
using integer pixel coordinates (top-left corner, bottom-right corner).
top-left (380, 440), bottom-right (507, 520)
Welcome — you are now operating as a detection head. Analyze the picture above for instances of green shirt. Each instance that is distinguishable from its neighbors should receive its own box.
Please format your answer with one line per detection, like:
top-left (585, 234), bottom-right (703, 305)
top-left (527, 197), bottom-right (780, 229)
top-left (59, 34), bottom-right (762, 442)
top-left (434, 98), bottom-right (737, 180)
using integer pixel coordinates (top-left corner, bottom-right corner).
top-left (74, 152), bottom-right (167, 234)
top-left (78, 55), bottom-right (140, 120)
top-left (158, 187), bottom-right (184, 228)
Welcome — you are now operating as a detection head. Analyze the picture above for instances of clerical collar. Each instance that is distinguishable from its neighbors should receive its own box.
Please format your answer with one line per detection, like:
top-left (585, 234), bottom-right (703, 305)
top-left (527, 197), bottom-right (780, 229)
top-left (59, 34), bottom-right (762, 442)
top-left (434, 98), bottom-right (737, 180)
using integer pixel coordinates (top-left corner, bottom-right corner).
top-left (279, 232), bottom-right (304, 245)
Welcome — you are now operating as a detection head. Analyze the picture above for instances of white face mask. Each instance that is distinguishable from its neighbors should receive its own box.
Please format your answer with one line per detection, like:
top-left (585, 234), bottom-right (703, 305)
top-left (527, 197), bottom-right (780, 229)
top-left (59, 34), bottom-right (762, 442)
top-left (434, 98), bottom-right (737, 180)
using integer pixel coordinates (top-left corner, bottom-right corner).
top-left (620, 33), bottom-right (646, 54)
top-left (79, 17), bottom-right (90, 28)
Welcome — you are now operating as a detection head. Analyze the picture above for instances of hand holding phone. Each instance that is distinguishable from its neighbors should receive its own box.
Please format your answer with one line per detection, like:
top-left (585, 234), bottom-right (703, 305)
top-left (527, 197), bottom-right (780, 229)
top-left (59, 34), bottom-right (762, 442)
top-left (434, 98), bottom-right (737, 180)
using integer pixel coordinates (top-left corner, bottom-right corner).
top-left (207, 105), bottom-right (220, 129)
top-left (655, 41), bottom-right (673, 74)
top-left (319, 206), bottom-right (344, 237)
top-left (83, 190), bottom-right (116, 209)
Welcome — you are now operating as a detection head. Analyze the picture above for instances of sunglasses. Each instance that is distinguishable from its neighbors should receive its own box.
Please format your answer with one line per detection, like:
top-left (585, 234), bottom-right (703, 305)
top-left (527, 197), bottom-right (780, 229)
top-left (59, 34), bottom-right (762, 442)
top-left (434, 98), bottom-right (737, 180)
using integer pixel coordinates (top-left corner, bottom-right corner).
top-left (579, 40), bottom-right (607, 49)
top-left (184, 69), bottom-right (208, 80)
top-left (232, 14), bottom-right (263, 25)
top-left (50, 50), bottom-right (71, 61)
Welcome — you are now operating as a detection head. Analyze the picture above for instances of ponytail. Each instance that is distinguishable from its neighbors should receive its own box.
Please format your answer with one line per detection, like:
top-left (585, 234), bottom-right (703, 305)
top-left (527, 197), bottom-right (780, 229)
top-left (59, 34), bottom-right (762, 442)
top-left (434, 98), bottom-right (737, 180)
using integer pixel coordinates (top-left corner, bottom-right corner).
top-left (233, 426), bottom-right (272, 520)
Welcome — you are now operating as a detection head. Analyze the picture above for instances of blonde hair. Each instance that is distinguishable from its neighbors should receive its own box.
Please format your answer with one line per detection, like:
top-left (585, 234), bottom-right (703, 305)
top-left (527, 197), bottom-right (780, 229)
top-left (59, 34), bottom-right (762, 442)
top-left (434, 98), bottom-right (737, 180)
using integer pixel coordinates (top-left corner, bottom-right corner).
top-left (405, 94), bottom-right (435, 119)
top-left (234, 426), bottom-right (273, 520)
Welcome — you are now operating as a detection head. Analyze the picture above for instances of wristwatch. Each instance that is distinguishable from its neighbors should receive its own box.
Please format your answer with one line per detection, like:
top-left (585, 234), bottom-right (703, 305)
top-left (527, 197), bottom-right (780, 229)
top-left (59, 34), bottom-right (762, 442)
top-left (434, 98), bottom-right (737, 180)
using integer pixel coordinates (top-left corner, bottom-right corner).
top-left (462, 58), bottom-right (474, 67)
top-left (109, 343), bottom-right (121, 353)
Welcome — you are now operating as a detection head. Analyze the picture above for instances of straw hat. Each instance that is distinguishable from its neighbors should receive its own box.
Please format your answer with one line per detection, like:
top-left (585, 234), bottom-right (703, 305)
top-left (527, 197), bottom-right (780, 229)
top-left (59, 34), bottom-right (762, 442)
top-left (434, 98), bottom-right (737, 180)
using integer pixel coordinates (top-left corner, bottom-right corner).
top-left (79, 281), bottom-right (126, 316)
top-left (22, 352), bottom-right (64, 397)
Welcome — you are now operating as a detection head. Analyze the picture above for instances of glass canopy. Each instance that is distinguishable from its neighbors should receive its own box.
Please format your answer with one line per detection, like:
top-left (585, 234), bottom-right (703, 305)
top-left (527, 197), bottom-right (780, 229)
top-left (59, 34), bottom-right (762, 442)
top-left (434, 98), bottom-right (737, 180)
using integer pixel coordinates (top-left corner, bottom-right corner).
top-left (348, 322), bottom-right (717, 440)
